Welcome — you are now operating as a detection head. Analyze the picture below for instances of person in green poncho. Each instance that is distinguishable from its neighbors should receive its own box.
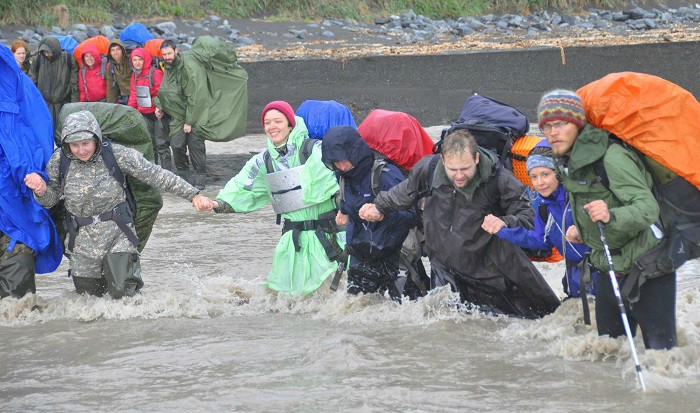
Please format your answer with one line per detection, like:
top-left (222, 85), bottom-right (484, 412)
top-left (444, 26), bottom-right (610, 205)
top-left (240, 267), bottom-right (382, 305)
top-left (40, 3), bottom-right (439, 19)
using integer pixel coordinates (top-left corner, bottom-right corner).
top-left (203, 101), bottom-right (344, 296)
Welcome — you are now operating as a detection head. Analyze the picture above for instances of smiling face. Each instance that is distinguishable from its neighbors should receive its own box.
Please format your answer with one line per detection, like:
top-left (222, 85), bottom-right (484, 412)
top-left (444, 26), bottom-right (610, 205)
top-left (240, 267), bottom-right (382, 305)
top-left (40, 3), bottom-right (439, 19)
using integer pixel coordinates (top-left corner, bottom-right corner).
top-left (14, 46), bottom-right (26, 65)
top-left (529, 166), bottom-right (559, 198)
top-left (543, 121), bottom-right (579, 157)
top-left (442, 151), bottom-right (479, 188)
top-left (263, 109), bottom-right (293, 147)
top-left (83, 53), bottom-right (95, 68)
top-left (69, 139), bottom-right (97, 162)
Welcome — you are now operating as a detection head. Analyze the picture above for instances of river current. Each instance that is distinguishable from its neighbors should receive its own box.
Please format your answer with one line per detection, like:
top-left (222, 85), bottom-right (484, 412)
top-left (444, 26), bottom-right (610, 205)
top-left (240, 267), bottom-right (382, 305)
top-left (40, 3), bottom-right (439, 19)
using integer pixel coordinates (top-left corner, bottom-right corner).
top-left (1, 133), bottom-right (698, 412)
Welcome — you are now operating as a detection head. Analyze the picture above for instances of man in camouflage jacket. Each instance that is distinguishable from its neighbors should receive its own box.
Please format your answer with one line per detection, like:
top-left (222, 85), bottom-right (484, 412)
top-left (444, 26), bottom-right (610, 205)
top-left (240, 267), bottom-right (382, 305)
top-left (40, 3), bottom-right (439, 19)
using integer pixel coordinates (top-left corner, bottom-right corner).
top-left (25, 111), bottom-right (211, 298)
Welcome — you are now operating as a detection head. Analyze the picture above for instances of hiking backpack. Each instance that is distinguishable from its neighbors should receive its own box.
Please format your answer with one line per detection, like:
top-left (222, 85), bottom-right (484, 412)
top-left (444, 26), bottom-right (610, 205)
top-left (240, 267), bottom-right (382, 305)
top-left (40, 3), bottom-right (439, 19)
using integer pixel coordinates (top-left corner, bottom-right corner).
top-left (578, 72), bottom-right (700, 274)
top-left (439, 94), bottom-right (530, 170)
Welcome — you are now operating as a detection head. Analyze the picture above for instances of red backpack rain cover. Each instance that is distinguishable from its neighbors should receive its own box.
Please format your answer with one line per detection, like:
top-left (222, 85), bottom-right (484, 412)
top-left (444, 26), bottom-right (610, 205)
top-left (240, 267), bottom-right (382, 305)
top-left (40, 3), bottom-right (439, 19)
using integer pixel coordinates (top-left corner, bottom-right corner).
top-left (357, 110), bottom-right (435, 170)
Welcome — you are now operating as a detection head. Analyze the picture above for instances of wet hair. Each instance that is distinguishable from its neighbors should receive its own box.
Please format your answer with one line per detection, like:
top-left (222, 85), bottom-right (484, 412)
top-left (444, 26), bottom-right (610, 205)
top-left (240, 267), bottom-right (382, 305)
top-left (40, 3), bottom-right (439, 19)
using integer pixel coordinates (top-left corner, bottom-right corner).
top-left (160, 39), bottom-right (178, 51)
top-left (441, 128), bottom-right (478, 159)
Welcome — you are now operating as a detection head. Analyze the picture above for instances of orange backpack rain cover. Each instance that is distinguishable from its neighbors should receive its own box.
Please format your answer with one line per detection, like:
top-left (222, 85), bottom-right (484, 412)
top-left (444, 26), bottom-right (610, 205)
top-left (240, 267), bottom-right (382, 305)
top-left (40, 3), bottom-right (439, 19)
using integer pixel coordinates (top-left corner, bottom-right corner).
top-left (73, 35), bottom-right (111, 67)
top-left (577, 72), bottom-right (700, 190)
top-left (357, 110), bottom-right (435, 170)
top-left (144, 38), bottom-right (164, 58)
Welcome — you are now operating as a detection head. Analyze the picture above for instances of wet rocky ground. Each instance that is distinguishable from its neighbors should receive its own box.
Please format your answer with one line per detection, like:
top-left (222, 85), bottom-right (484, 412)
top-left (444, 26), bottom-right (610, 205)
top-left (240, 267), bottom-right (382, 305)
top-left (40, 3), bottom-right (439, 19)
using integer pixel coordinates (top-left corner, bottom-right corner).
top-left (2, 3), bottom-right (699, 61)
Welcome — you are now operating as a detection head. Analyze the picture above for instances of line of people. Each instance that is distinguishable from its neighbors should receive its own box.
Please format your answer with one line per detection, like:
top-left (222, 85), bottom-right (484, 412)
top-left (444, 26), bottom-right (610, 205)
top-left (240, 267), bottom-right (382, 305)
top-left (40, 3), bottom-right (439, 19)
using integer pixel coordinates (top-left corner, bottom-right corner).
top-left (15, 36), bottom-right (205, 189)
top-left (2, 40), bottom-right (677, 351)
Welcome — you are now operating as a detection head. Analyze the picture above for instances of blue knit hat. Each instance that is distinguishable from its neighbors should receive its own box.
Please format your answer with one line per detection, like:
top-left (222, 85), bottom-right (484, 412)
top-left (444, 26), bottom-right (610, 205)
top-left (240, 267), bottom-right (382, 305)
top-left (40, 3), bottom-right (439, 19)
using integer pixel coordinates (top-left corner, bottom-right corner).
top-left (537, 89), bottom-right (587, 129)
top-left (526, 139), bottom-right (555, 172)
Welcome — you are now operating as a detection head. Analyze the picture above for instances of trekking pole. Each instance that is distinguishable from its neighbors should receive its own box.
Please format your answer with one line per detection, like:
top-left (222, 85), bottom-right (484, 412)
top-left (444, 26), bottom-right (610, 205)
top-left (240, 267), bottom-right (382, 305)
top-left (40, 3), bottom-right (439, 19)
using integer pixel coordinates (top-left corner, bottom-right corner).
top-left (597, 222), bottom-right (646, 392)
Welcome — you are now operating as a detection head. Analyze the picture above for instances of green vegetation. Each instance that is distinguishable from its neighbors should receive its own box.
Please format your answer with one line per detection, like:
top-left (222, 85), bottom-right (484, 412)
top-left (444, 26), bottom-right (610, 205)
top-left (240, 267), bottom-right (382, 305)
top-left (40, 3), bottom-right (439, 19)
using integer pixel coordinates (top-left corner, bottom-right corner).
top-left (2, 0), bottom-right (622, 27)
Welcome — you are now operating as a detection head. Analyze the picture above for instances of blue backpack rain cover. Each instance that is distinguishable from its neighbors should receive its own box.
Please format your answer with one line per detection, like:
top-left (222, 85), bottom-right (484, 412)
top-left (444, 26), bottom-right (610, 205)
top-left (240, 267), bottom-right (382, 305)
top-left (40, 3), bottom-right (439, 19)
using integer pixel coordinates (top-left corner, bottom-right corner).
top-left (0, 44), bottom-right (63, 273)
top-left (296, 100), bottom-right (357, 139)
top-left (55, 35), bottom-right (79, 54)
top-left (119, 22), bottom-right (154, 46)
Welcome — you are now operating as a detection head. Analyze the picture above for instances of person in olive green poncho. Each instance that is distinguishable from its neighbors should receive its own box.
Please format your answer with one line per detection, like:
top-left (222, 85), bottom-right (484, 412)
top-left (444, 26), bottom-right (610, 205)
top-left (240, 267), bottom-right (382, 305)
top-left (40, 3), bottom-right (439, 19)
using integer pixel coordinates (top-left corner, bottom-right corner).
top-left (205, 101), bottom-right (344, 296)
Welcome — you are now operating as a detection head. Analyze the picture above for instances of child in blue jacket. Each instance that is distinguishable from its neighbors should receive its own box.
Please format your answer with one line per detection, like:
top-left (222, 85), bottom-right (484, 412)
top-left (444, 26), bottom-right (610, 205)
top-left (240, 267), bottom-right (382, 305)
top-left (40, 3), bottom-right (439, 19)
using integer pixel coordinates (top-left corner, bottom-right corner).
top-left (495, 140), bottom-right (599, 299)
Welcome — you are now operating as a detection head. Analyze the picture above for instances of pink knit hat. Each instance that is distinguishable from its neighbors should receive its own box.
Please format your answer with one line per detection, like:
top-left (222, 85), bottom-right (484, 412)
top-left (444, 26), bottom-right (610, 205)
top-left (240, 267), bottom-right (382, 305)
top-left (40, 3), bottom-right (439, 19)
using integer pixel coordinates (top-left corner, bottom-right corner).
top-left (261, 101), bottom-right (296, 128)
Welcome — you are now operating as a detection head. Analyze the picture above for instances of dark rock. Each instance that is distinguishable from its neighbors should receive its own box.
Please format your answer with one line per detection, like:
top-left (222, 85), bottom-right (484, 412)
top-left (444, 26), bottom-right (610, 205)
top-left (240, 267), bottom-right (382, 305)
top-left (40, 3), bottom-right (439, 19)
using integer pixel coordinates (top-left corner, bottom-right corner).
top-left (86, 27), bottom-right (99, 38)
top-left (36, 26), bottom-right (45, 36)
top-left (321, 30), bottom-right (335, 37)
top-left (612, 12), bottom-right (630, 21)
top-left (560, 14), bottom-right (577, 26)
top-left (625, 7), bottom-right (648, 20)
top-left (71, 24), bottom-right (87, 32)
top-left (644, 18), bottom-right (658, 29)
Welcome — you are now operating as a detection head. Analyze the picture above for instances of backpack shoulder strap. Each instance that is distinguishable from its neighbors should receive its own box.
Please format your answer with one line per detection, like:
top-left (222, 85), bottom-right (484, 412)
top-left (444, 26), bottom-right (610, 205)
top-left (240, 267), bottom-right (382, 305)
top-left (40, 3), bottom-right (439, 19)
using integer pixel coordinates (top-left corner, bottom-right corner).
top-left (100, 57), bottom-right (108, 79)
top-left (370, 157), bottom-right (389, 197)
top-left (100, 141), bottom-right (136, 215)
top-left (147, 66), bottom-right (157, 88)
top-left (299, 138), bottom-right (318, 165)
top-left (417, 154), bottom-right (441, 198)
top-left (59, 149), bottom-right (71, 197)
top-left (483, 163), bottom-right (504, 211)
top-left (592, 158), bottom-right (610, 190)
top-left (263, 150), bottom-right (274, 174)
top-left (538, 203), bottom-right (549, 224)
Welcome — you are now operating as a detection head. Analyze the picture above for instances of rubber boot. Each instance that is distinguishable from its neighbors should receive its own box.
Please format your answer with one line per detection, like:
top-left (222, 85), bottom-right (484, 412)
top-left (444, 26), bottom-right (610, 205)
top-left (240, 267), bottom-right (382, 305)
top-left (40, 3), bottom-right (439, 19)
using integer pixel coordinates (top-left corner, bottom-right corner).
top-left (72, 275), bottom-right (107, 297)
top-left (103, 252), bottom-right (143, 299)
top-left (0, 253), bottom-right (36, 298)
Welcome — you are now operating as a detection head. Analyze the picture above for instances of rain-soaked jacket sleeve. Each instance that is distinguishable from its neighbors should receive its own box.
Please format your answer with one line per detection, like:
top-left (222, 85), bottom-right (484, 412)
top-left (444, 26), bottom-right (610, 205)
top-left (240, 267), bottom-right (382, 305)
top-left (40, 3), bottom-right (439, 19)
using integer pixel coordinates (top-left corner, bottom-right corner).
top-left (69, 55), bottom-right (79, 102)
top-left (373, 155), bottom-right (430, 214)
top-left (33, 151), bottom-right (62, 208)
top-left (215, 152), bottom-right (271, 213)
top-left (300, 142), bottom-right (339, 204)
top-left (496, 170), bottom-right (535, 230)
top-left (115, 146), bottom-right (199, 201)
top-left (496, 214), bottom-right (551, 251)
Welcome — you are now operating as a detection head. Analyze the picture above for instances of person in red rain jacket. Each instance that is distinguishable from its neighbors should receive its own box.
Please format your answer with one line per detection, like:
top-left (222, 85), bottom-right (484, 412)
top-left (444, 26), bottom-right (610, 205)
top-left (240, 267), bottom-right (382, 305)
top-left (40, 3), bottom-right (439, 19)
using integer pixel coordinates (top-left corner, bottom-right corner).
top-left (78, 44), bottom-right (107, 102)
top-left (128, 48), bottom-right (172, 171)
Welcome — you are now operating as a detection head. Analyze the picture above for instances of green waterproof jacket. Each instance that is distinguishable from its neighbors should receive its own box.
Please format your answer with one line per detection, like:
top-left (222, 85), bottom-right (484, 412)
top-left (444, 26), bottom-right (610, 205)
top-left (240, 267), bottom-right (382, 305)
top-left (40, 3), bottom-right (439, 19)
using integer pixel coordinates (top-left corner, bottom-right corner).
top-left (153, 36), bottom-right (247, 142)
top-left (105, 39), bottom-right (133, 103)
top-left (29, 36), bottom-right (78, 103)
top-left (557, 125), bottom-right (661, 274)
top-left (215, 117), bottom-right (342, 296)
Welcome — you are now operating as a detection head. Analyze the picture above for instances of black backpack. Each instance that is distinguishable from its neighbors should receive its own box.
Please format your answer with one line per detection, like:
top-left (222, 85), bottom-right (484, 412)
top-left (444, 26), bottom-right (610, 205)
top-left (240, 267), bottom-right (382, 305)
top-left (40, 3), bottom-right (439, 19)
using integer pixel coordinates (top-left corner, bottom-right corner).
top-left (438, 94), bottom-right (530, 170)
top-left (592, 136), bottom-right (700, 273)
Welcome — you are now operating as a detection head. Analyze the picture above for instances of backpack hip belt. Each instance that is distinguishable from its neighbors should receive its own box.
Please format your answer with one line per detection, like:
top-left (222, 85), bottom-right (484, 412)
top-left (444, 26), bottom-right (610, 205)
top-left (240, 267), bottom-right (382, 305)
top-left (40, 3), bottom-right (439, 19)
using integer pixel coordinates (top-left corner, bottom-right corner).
top-left (65, 201), bottom-right (139, 252)
top-left (282, 210), bottom-right (341, 262)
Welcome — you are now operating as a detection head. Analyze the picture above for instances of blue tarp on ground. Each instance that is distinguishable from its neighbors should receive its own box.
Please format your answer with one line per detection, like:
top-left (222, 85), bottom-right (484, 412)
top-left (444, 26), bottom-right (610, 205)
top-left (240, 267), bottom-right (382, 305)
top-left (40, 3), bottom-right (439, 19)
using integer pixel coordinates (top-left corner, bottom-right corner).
top-left (119, 22), bottom-right (154, 46)
top-left (0, 44), bottom-right (63, 273)
top-left (295, 100), bottom-right (357, 140)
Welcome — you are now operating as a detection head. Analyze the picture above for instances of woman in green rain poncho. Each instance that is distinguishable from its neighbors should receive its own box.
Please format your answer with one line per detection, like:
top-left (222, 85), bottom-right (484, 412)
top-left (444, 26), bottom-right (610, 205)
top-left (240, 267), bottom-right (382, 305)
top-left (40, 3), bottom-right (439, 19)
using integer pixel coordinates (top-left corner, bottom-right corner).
top-left (210, 101), bottom-right (343, 296)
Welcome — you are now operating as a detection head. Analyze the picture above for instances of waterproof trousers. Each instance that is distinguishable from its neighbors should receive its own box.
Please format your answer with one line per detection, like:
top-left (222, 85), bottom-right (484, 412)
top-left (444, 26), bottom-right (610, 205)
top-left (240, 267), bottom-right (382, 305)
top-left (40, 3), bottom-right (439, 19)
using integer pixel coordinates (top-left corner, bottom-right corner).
top-left (348, 253), bottom-right (427, 301)
top-left (171, 127), bottom-right (206, 189)
top-left (72, 252), bottom-right (143, 299)
top-left (143, 114), bottom-right (172, 172)
top-left (0, 236), bottom-right (36, 299)
top-left (595, 271), bottom-right (677, 350)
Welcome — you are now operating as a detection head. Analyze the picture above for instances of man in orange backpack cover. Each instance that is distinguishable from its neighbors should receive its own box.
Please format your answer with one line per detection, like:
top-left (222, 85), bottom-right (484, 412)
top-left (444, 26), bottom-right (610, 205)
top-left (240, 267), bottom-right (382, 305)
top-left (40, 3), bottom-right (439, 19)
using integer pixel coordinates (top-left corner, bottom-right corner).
top-left (538, 89), bottom-right (676, 349)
